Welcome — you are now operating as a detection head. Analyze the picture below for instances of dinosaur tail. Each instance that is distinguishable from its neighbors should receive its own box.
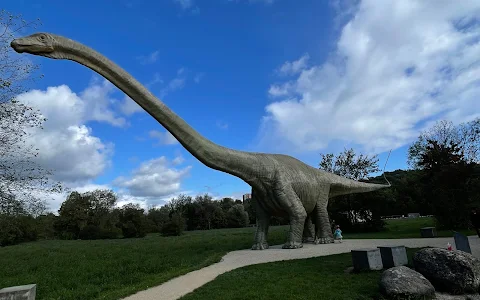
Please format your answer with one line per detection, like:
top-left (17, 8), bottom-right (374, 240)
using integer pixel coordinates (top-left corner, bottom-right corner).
top-left (329, 149), bottom-right (392, 198)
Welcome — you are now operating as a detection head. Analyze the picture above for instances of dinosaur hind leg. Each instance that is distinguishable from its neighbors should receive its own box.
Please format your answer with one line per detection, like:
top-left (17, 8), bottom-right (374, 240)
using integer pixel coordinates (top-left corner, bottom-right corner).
top-left (252, 189), bottom-right (270, 250)
top-left (302, 214), bottom-right (315, 243)
top-left (314, 192), bottom-right (334, 244)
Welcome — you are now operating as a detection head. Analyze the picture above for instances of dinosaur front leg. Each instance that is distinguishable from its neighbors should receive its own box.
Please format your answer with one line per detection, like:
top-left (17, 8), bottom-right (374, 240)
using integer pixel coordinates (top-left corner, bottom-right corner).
top-left (274, 185), bottom-right (306, 249)
top-left (252, 192), bottom-right (270, 250)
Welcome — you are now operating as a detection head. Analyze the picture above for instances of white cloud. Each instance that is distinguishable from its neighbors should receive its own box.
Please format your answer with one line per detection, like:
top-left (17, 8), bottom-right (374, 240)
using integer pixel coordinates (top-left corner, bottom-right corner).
top-left (113, 156), bottom-right (192, 198)
top-left (260, 0), bottom-right (480, 155)
top-left (136, 50), bottom-right (160, 65)
top-left (159, 68), bottom-right (187, 98)
top-left (228, 0), bottom-right (275, 5)
top-left (14, 81), bottom-right (130, 184)
top-left (173, 0), bottom-right (200, 14)
top-left (174, 0), bottom-right (194, 9)
top-left (277, 54), bottom-right (310, 76)
top-left (120, 95), bottom-right (143, 115)
top-left (194, 72), bottom-right (205, 83)
top-left (216, 120), bottom-right (229, 130)
top-left (149, 129), bottom-right (179, 145)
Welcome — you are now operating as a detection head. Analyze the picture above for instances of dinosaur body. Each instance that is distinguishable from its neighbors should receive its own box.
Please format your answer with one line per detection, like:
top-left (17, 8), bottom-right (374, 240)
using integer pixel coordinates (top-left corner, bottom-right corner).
top-left (11, 33), bottom-right (391, 250)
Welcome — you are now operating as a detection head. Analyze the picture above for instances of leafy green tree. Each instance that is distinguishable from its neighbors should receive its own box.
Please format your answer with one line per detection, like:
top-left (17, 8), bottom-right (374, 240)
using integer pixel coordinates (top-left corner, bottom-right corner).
top-left (54, 191), bottom-right (90, 239)
top-left (117, 203), bottom-right (149, 238)
top-left (147, 206), bottom-right (170, 232)
top-left (408, 119), bottom-right (480, 169)
top-left (415, 138), bottom-right (480, 229)
top-left (219, 197), bottom-right (235, 212)
top-left (319, 148), bottom-right (385, 232)
top-left (226, 204), bottom-right (249, 228)
top-left (160, 211), bottom-right (185, 236)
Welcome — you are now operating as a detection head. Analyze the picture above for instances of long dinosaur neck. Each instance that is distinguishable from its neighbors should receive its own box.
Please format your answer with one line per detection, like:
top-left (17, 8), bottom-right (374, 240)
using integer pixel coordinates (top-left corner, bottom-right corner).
top-left (56, 37), bottom-right (255, 180)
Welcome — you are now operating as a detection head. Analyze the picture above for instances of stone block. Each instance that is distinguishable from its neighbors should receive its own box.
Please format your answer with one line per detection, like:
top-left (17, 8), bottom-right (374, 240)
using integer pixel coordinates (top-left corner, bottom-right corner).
top-left (0, 284), bottom-right (36, 300)
top-left (454, 231), bottom-right (472, 254)
top-left (351, 248), bottom-right (383, 271)
top-left (378, 245), bottom-right (408, 268)
top-left (420, 227), bottom-right (436, 238)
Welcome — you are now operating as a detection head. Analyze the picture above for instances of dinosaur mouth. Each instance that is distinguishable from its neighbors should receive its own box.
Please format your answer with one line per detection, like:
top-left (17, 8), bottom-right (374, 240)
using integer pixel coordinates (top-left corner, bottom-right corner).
top-left (10, 39), bottom-right (54, 54)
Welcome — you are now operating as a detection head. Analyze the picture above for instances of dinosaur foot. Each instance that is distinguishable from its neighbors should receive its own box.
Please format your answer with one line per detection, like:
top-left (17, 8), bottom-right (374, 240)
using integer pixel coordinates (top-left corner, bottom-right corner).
top-left (302, 237), bottom-right (315, 243)
top-left (282, 241), bottom-right (303, 249)
top-left (251, 242), bottom-right (269, 250)
top-left (314, 237), bottom-right (334, 244)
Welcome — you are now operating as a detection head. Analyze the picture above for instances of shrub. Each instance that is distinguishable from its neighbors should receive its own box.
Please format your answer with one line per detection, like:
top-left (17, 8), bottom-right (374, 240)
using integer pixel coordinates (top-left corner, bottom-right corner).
top-left (117, 204), bottom-right (149, 238)
top-left (160, 212), bottom-right (185, 236)
top-left (226, 204), bottom-right (249, 228)
top-left (0, 215), bottom-right (38, 247)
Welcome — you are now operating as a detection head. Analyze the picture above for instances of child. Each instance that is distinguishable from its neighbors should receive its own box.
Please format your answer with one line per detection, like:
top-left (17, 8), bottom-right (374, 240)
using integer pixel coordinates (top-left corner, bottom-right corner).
top-left (334, 225), bottom-right (343, 243)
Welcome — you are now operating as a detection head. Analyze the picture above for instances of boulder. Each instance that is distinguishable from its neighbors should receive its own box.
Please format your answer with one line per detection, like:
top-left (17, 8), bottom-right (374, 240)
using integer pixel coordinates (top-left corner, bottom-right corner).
top-left (413, 247), bottom-right (480, 294)
top-left (379, 266), bottom-right (435, 299)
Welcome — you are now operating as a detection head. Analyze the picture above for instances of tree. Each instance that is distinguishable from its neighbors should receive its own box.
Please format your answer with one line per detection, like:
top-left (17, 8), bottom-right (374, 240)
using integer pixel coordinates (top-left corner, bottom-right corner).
top-left (54, 191), bottom-right (91, 239)
top-left (319, 148), bottom-right (385, 232)
top-left (117, 203), bottom-right (149, 238)
top-left (408, 119), bottom-right (480, 169)
top-left (0, 10), bottom-right (64, 214)
top-left (418, 139), bottom-right (464, 171)
top-left (0, 10), bottom-right (42, 104)
top-left (319, 148), bottom-right (380, 180)
top-left (226, 204), bottom-right (249, 228)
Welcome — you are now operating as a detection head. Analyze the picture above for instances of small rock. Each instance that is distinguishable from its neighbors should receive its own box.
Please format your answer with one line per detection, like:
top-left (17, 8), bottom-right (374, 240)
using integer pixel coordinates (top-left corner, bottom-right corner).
top-left (413, 248), bottom-right (480, 294)
top-left (379, 266), bottom-right (435, 299)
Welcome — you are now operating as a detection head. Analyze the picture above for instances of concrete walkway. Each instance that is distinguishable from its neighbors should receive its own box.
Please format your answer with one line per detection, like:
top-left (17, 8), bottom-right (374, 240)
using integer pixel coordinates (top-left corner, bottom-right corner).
top-left (122, 236), bottom-right (480, 300)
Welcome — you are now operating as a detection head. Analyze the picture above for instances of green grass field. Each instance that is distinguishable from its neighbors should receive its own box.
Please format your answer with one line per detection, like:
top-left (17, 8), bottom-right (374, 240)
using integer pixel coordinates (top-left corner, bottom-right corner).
top-left (180, 248), bottom-right (422, 300)
top-left (0, 217), bottom-right (473, 299)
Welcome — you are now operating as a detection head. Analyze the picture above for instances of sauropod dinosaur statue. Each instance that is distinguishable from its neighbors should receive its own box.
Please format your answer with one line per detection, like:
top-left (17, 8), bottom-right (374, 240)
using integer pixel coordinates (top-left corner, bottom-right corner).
top-left (11, 33), bottom-right (391, 250)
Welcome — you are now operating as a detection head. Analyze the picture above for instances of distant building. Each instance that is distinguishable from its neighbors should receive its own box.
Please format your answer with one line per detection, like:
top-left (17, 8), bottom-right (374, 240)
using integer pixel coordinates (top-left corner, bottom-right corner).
top-left (242, 193), bottom-right (252, 203)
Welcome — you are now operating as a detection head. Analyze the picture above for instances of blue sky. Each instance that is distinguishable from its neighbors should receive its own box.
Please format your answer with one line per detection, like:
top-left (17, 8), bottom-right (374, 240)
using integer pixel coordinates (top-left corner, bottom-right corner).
top-left (5, 0), bottom-right (480, 211)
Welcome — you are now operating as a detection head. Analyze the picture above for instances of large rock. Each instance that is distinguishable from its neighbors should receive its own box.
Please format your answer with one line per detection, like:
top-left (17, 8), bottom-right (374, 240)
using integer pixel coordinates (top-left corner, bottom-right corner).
top-left (379, 266), bottom-right (435, 299)
top-left (413, 247), bottom-right (480, 294)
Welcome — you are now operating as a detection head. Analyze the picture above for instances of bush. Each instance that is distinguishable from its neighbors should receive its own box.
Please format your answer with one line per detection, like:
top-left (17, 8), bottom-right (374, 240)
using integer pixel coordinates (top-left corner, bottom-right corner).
top-left (160, 213), bottom-right (185, 236)
top-left (226, 204), bottom-right (249, 228)
top-left (0, 215), bottom-right (38, 247)
top-left (117, 204), bottom-right (149, 238)
top-left (36, 213), bottom-right (56, 239)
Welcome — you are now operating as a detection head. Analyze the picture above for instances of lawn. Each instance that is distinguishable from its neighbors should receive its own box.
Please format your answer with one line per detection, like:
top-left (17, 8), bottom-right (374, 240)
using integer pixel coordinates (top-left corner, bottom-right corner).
top-left (180, 248), bottom-right (422, 300)
top-left (0, 217), bottom-right (472, 299)
top-left (344, 217), bottom-right (475, 239)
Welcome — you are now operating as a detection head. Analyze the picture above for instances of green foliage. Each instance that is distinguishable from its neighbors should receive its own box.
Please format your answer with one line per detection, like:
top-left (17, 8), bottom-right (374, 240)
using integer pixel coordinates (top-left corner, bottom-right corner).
top-left (0, 214), bottom-right (37, 246)
top-left (407, 119), bottom-right (480, 169)
top-left (242, 198), bottom-right (256, 225)
top-left (226, 204), bottom-right (249, 228)
top-left (320, 147), bottom-right (385, 232)
top-left (147, 206), bottom-right (170, 232)
top-left (160, 212), bottom-right (186, 236)
top-left (35, 213), bottom-right (57, 240)
top-left (117, 203), bottom-right (149, 238)
top-left (54, 189), bottom-right (124, 239)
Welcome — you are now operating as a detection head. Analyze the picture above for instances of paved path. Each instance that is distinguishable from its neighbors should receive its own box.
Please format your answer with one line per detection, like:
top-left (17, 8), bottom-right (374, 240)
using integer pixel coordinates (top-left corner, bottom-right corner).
top-left (122, 236), bottom-right (480, 300)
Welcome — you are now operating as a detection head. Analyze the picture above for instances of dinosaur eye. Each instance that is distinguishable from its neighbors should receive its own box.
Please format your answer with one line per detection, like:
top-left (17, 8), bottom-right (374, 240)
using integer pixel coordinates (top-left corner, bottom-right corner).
top-left (40, 35), bottom-right (46, 40)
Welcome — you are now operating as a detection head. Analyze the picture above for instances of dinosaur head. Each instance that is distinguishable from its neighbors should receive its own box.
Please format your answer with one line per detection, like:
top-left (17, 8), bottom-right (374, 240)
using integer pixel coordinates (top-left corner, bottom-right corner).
top-left (11, 33), bottom-right (59, 58)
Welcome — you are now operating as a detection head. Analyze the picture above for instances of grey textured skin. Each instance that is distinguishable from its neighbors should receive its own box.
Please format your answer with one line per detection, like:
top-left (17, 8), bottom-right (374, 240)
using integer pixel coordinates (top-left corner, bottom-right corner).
top-left (11, 33), bottom-right (391, 250)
